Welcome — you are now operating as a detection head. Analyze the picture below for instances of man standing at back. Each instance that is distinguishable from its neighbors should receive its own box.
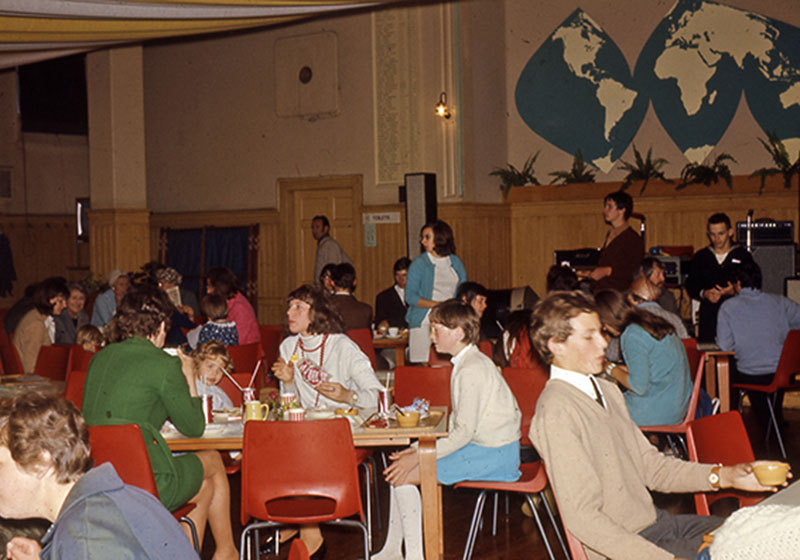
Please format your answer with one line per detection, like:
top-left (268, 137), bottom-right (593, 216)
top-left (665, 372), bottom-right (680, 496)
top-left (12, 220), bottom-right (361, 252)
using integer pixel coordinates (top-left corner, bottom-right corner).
top-left (312, 215), bottom-right (353, 286)
top-left (686, 213), bottom-right (753, 342)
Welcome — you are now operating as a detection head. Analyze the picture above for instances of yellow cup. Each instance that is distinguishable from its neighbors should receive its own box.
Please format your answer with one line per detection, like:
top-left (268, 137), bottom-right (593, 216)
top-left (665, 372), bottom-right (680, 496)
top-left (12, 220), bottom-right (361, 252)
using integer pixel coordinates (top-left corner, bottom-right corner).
top-left (753, 462), bottom-right (790, 486)
top-left (396, 410), bottom-right (420, 428)
top-left (244, 400), bottom-right (269, 422)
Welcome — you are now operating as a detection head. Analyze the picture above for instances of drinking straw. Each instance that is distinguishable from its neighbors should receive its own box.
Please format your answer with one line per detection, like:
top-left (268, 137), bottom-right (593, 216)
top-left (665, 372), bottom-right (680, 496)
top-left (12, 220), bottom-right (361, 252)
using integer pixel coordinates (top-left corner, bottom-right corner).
top-left (386, 370), bottom-right (393, 390)
top-left (247, 360), bottom-right (261, 389)
top-left (221, 368), bottom-right (244, 391)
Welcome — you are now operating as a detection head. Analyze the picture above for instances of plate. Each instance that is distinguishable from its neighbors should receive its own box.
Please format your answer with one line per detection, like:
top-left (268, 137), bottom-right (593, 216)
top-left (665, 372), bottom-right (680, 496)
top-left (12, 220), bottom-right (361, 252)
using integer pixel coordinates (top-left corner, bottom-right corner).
top-left (385, 333), bottom-right (402, 339)
top-left (204, 424), bottom-right (225, 435)
top-left (306, 408), bottom-right (336, 420)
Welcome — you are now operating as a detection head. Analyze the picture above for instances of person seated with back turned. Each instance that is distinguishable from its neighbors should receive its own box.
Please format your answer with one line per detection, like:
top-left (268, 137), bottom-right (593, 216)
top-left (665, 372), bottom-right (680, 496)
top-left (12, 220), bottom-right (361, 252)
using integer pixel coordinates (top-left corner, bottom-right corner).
top-left (716, 261), bottom-right (800, 432)
top-left (686, 212), bottom-right (753, 343)
top-left (1, 393), bottom-right (197, 560)
top-left (636, 257), bottom-right (680, 316)
top-left (529, 291), bottom-right (784, 560)
top-left (374, 257), bottom-right (410, 332)
top-left (588, 191), bottom-right (645, 292)
top-left (330, 263), bottom-right (373, 331)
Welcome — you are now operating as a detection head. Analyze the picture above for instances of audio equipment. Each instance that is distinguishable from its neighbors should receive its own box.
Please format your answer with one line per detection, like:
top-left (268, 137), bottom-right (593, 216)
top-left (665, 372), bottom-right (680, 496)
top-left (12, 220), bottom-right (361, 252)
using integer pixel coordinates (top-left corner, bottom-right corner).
top-left (736, 220), bottom-right (794, 245)
top-left (554, 248), bottom-right (600, 269)
top-left (403, 173), bottom-right (437, 257)
top-left (751, 244), bottom-right (797, 295)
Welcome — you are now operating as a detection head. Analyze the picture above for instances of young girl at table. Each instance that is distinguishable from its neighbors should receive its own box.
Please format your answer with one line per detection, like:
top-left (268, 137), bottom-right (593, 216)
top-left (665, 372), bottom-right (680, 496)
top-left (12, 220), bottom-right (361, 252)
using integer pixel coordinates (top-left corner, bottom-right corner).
top-left (191, 340), bottom-right (235, 410)
top-left (380, 299), bottom-right (521, 560)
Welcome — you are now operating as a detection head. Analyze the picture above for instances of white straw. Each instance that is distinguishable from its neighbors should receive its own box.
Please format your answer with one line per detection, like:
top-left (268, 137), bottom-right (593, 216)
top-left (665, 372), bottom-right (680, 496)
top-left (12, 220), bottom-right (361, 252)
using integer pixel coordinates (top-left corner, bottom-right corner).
top-left (247, 360), bottom-right (261, 389)
top-left (385, 370), bottom-right (393, 390)
top-left (221, 368), bottom-right (244, 391)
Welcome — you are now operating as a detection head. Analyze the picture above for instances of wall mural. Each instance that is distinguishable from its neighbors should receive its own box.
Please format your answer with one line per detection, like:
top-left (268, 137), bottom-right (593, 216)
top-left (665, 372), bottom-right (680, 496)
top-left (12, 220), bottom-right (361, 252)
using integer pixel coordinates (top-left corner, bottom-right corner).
top-left (515, 0), bottom-right (800, 173)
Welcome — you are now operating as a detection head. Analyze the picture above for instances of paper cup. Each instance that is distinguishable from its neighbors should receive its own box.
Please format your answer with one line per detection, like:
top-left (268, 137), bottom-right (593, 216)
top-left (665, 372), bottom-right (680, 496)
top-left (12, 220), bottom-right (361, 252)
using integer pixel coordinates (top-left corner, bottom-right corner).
top-left (280, 392), bottom-right (296, 406)
top-left (388, 327), bottom-right (399, 337)
top-left (286, 408), bottom-right (306, 422)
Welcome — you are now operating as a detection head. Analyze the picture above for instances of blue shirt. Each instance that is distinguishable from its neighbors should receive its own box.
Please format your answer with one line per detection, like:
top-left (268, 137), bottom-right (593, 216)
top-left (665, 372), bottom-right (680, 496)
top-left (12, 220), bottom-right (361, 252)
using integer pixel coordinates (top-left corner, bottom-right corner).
top-left (404, 253), bottom-right (467, 328)
top-left (621, 324), bottom-right (691, 426)
top-left (90, 289), bottom-right (116, 327)
top-left (716, 287), bottom-right (800, 375)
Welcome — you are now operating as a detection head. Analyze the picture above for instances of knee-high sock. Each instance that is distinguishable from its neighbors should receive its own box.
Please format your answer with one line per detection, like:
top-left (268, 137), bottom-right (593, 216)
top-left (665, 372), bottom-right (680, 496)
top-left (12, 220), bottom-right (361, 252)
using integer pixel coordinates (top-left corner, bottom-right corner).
top-left (371, 485), bottom-right (403, 560)
top-left (395, 485), bottom-right (424, 560)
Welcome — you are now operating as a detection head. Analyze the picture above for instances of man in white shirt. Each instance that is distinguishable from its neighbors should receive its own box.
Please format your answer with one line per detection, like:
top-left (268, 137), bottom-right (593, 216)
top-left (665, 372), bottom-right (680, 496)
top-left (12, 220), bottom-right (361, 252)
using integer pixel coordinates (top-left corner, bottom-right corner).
top-left (530, 291), bottom-right (780, 560)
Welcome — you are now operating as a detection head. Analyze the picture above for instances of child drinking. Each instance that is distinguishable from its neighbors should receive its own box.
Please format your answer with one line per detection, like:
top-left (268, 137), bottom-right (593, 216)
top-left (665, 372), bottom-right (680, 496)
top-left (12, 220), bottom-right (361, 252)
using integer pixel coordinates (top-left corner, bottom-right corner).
top-left (379, 299), bottom-right (521, 560)
top-left (76, 324), bottom-right (105, 353)
top-left (196, 293), bottom-right (239, 347)
top-left (191, 340), bottom-right (235, 410)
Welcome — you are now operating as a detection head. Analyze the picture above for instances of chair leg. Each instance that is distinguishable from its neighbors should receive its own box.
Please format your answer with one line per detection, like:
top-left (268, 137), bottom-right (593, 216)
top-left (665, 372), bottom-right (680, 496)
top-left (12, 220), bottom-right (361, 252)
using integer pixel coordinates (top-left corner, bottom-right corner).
top-left (462, 490), bottom-right (488, 560)
top-left (524, 493), bottom-right (556, 560)
top-left (492, 492), bottom-right (498, 537)
top-left (539, 490), bottom-right (569, 560)
top-left (737, 390), bottom-right (745, 412)
top-left (369, 456), bottom-right (383, 531)
top-left (179, 516), bottom-right (199, 552)
top-left (359, 461), bottom-right (373, 550)
top-left (766, 394), bottom-right (787, 459)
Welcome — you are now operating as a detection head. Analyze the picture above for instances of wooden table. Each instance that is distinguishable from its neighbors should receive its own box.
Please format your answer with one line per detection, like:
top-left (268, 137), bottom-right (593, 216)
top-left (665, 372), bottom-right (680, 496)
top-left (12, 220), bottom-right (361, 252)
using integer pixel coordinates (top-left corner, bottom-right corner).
top-left (373, 333), bottom-right (409, 368)
top-left (0, 375), bottom-right (64, 399)
top-left (164, 407), bottom-right (449, 560)
top-left (697, 344), bottom-right (735, 413)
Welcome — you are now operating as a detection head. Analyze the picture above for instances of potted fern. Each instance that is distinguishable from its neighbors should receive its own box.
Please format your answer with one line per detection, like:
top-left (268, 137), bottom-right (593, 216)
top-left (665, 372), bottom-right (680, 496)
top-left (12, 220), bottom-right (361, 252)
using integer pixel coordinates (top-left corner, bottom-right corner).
top-left (750, 132), bottom-right (800, 192)
top-left (490, 152), bottom-right (540, 199)
top-left (549, 150), bottom-right (596, 185)
top-left (618, 145), bottom-right (672, 193)
top-left (676, 154), bottom-right (736, 190)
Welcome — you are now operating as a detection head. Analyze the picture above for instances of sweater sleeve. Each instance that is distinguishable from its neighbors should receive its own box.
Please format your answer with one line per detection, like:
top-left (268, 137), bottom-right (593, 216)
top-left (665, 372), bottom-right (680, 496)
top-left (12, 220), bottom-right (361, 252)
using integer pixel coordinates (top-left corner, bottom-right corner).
top-left (436, 362), bottom-right (483, 458)
top-left (337, 337), bottom-right (382, 409)
top-left (160, 358), bottom-right (204, 437)
top-left (404, 257), bottom-right (426, 308)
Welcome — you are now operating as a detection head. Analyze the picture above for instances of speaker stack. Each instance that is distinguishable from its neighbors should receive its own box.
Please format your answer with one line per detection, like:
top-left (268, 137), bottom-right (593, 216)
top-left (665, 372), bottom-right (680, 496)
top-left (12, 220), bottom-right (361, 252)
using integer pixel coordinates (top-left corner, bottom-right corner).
top-left (736, 220), bottom-right (797, 295)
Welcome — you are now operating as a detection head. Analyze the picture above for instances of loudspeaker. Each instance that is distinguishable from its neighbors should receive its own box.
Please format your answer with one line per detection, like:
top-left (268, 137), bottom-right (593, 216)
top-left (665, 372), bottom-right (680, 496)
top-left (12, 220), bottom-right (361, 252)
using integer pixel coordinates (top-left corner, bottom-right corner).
top-left (786, 277), bottom-right (800, 304)
top-left (751, 244), bottom-right (797, 295)
top-left (404, 173), bottom-right (437, 256)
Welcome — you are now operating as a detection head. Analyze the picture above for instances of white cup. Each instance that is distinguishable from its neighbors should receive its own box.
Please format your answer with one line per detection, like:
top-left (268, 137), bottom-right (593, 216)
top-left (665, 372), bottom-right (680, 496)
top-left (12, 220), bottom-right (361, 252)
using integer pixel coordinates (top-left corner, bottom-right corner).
top-left (388, 327), bottom-right (399, 337)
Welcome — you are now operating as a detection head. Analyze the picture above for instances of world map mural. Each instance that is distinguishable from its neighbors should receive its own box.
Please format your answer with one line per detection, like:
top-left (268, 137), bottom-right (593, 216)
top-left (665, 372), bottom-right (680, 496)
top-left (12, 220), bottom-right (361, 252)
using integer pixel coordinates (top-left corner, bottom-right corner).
top-left (515, 0), bottom-right (800, 172)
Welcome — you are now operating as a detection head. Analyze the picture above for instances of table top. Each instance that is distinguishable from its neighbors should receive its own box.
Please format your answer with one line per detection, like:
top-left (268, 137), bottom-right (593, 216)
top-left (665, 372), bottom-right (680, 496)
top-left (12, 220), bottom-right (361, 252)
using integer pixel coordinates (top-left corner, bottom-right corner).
top-left (372, 333), bottom-right (409, 349)
top-left (0, 375), bottom-right (64, 400)
top-left (164, 405), bottom-right (448, 452)
top-left (759, 478), bottom-right (800, 507)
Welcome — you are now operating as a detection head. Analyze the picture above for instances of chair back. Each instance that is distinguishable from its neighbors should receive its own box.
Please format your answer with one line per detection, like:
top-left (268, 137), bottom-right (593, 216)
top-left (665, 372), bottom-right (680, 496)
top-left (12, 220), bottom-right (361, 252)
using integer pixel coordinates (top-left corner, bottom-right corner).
top-left (681, 337), bottom-right (698, 352)
top-left (217, 372), bottom-right (253, 407)
top-left (259, 324), bottom-right (284, 378)
top-left (0, 344), bottom-right (24, 375)
top-left (33, 345), bottom-right (72, 381)
top-left (67, 346), bottom-right (96, 373)
top-left (427, 346), bottom-right (452, 368)
top-left (241, 418), bottom-right (363, 525)
top-left (394, 366), bottom-right (452, 410)
top-left (346, 328), bottom-right (377, 369)
top-left (565, 526), bottom-right (590, 560)
top-left (478, 341), bottom-right (493, 359)
top-left (88, 424), bottom-right (160, 498)
top-left (64, 369), bottom-right (88, 409)
top-left (227, 343), bottom-right (264, 389)
top-left (288, 539), bottom-right (310, 560)
top-left (687, 411), bottom-right (762, 515)
top-left (502, 366), bottom-right (549, 446)
top-left (773, 329), bottom-right (800, 391)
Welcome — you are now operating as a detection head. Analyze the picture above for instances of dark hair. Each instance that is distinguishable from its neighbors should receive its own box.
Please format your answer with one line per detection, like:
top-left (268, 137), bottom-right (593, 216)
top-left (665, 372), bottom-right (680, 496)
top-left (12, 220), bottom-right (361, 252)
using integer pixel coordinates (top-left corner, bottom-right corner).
top-left (422, 220), bottom-right (456, 256)
top-left (531, 291), bottom-right (596, 365)
top-left (206, 267), bottom-right (241, 300)
top-left (732, 262), bottom-right (762, 290)
top-left (201, 293), bottom-right (229, 321)
top-left (286, 285), bottom-right (345, 334)
top-left (594, 289), bottom-right (674, 340)
top-left (0, 393), bottom-right (92, 484)
top-left (428, 299), bottom-right (480, 345)
top-left (319, 263), bottom-right (336, 285)
top-left (312, 215), bottom-right (330, 229)
top-left (32, 277), bottom-right (69, 315)
top-left (495, 309), bottom-right (539, 367)
top-left (635, 257), bottom-right (663, 280)
top-left (331, 263), bottom-right (356, 291)
top-left (108, 284), bottom-right (173, 343)
top-left (708, 212), bottom-right (732, 229)
top-left (393, 257), bottom-right (411, 274)
top-left (546, 265), bottom-right (579, 293)
top-left (456, 281), bottom-right (488, 305)
top-left (604, 191), bottom-right (633, 220)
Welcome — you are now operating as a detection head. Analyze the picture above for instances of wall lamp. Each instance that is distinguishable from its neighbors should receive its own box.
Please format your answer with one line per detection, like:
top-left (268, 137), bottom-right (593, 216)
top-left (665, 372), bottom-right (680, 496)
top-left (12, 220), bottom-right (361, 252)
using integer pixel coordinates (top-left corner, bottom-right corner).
top-left (435, 92), bottom-right (451, 119)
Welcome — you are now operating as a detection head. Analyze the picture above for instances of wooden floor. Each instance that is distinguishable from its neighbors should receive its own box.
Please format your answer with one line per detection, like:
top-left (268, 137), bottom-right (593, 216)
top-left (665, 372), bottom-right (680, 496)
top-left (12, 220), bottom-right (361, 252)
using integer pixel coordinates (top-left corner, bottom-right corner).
top-left (204, 403), bottom-right (800, 560)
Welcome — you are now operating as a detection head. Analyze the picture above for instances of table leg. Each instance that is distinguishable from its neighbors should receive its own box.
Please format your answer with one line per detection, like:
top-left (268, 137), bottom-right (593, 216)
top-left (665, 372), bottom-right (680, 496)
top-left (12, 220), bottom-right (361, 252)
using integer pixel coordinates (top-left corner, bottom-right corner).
top-left (704, 355), bottom-right (718, 401)
top-left (418, 437), bottom-right (441, 560)
top-left (717, 356), bottom-right (731, 413)
top-left (395, 346), bottom-right (405, 368)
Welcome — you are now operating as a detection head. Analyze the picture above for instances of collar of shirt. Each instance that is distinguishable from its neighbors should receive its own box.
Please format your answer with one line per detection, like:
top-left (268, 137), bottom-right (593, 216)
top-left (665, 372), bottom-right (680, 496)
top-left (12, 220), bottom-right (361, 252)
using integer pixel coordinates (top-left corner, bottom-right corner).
top-left (394, 284), bottom-right (405, 301)
top-left (334, 290), bottom-right (350, 295)
top-left (450, 343), bottom-right (474, 371)
top-left (550, 364), bottom-right (603, 402)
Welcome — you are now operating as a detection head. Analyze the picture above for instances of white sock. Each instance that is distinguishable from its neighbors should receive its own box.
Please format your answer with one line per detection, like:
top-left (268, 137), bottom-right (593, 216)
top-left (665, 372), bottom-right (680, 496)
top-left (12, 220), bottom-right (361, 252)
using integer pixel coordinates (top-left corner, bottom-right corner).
top-left (395, 485), bottom-right (424, 560)
top-left (371, 485), bottom-right (404, 560)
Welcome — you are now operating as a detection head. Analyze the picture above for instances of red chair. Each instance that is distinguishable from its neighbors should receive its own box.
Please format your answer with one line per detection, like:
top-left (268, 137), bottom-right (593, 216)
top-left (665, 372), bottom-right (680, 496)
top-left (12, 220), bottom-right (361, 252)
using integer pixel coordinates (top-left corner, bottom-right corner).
top-left (217, 372), bottom-right (252, 408)
top-left (64, 370), bottom-right (88, 409)
top-left (227, 343), bottom-right (264, 389)
top-left (394, 365), bottom-right (452, 410)
top-left (288, 539), bottom-right (310, 560)
top-left (732, 329), bottom-right (800, 458)
top-left (502, 366), bottom-right (549, 446)
top-left (33, 345), bottom-right (72, 381)
top-left (67, 346), bottom-right (95, 373)
top-left (259, 324), bottom-right (284, 374)
top-left (564, 524), bottom-right (590, 560)
top-left (239, 418), bottom-right (369, 559)
top-left (681, 337), bottom-right (698, 352)
top-left (427, 346), bottom-right (452, 367)
top-left (346, 328), bottom-right (377, 369)
top-left (687, 411), bottom-right (764, 516)
top-left (0, 344), bottom-right (24, 375)
top-left (640, 348), bottom-right (706, 458)
top-left (478, 340), bottom-right (493, 359)
top-left (0, 309), bottom-right (9, 346)
top-left (88, 424), bottom-right (199, 551)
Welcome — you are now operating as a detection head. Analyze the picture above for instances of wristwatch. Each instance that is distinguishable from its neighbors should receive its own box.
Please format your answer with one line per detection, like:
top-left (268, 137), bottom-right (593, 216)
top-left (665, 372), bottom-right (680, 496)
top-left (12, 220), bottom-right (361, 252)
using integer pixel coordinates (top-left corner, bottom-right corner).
top-left (708, 464), bottom-right (722, 489)
top-left (605, 362), bottom-right (615, 376)
top-left (349, 391), bottom-right (359, 408)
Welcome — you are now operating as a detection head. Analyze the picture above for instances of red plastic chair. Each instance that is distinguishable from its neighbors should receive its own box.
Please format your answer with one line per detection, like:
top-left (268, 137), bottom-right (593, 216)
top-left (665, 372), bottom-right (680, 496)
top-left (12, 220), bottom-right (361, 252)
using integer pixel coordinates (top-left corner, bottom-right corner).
top-left (564, 525), bottom-right (590, 560)
top-left (687, 411), bottom-right (764, 516)
top-left (259, 324), bottom-right (284, 387)
top-left (0, 344), bottom-right (24, 375)
top-left (502, 365), bottom-right (549, 446)
top-left (732, 329), bottom-right (800, 458)
top-left (427, 346), bottom-right (452, 368)
top-left (393, 365), bottom-right (452, 410)
top-left (681, 337), bottom-right (698, 352)
top-left (346, 328), bottom-right (377, 369)
top-left (288, 539), bottom-right (310, 560)
top-left (64, 370), bottom-right (88, 409)
top-left (239, 418), bottom-right (369, 558)
top-left (67, 346), bottom-right (95, 373)
top-left (88, 424), bottom-right (199, 551)
top-left (639, 348), bottom-right (706, 457)
top-left (227, 343), bottom-right (264, 389)
top-left (478, 341), bottom-right (493, 359)
top-left (33, 345), bottom-right (72, 381)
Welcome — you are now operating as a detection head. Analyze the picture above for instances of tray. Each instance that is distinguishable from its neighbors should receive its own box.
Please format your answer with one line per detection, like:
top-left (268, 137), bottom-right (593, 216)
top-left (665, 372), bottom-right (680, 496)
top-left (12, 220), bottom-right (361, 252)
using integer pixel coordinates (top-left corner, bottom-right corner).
top-left (362, 409), bottom-right (444, 430)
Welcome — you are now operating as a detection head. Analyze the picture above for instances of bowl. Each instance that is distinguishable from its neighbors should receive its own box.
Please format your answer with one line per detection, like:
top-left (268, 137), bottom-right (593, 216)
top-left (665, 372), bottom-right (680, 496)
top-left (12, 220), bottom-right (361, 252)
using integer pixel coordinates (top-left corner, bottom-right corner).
top-left (396, 411), bottom-right (420, 428)
top-left (753, 462), bottom-right (790, 486)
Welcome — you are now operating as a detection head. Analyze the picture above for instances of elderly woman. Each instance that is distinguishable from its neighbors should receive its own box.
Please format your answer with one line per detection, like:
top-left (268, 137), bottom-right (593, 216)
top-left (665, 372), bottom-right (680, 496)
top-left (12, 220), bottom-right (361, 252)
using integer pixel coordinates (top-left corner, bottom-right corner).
top-left (54, 282), bottom-right (89, 345)
top-left (271, 284), bottom-right (382, 558)
top-left (156, 266), bottom-right (200, 317)
top-left (1, 393), bottom-right (197, 560)
top-left (405, 220), bottom-right (467, 363)
top-left (206, 267), bottom-right (260, 345)
top-left (82, 285), bottom-right (238, 559)
top-left (90, 270), bottom-right (130, 328)
top-left (13, 278), bottom-right (68, 373)
top-left (594, 289), bottom-right (692, 427)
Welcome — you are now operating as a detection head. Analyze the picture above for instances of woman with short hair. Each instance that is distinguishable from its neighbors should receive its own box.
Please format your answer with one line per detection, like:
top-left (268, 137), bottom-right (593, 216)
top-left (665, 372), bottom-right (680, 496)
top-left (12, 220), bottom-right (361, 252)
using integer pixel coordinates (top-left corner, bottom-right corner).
top-left (54, 282), bottom-right (89, 345)
top-left (13, 278), bottom-right (68, 373)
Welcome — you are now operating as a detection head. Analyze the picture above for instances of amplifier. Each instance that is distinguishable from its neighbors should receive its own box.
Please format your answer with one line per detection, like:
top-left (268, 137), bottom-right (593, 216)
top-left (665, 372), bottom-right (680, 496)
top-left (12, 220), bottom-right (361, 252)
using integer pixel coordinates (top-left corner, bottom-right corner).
top-left (736, 220), bottom-right (794, 245)
top-left (653, 255), bottom-right (689, 287)
top-left (554, 248), bottom-right (600, 269)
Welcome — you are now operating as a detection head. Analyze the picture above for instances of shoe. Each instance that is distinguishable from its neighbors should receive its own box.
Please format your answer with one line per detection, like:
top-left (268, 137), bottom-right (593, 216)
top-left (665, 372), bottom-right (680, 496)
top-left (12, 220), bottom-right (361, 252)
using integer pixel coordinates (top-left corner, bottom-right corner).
top-left (309, 540), bottom-right (326, 560)
top-left (259, 531), bottom-right (298, 556)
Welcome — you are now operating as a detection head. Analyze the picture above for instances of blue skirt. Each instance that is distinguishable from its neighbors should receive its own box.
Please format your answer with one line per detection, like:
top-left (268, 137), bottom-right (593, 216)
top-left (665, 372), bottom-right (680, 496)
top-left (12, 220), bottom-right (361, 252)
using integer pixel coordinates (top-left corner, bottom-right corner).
top-left (437, 440), bottom-right (521, 485)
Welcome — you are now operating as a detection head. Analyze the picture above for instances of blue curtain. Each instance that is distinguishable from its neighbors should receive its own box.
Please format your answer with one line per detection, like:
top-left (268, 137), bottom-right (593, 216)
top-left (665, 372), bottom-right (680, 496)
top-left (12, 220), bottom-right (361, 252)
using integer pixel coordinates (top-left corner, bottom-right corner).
top-left (165, 228), bottom-right (203, 295)
top-left (204, 227), bottom-right (251, 294)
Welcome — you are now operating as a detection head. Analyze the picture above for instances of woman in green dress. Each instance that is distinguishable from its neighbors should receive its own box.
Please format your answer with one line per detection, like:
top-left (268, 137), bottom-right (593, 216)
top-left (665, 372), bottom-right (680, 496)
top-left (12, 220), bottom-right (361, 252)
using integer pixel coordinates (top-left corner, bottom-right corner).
top-left (82, 285), bottom-right (238, 560)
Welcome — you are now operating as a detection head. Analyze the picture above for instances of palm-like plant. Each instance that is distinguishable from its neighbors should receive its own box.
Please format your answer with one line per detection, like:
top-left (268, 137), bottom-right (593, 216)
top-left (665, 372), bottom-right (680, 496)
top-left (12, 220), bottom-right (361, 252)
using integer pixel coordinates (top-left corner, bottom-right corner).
top-left (750, 132), bottom-right (800, 192)
top-left (490, 152), bottom-right (540, 199)
top-left (676, 153), bottom-right (736, 190)
top-left (618, 145), bottom-right (671, 193)
top-left (549, 150), bottom-right (596, 185)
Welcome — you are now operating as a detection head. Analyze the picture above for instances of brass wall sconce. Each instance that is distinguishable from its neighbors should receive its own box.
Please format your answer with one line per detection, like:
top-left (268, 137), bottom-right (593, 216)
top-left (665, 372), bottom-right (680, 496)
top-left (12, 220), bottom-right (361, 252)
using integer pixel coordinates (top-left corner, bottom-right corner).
top-left (435, 92), bottom-right (451, 119)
